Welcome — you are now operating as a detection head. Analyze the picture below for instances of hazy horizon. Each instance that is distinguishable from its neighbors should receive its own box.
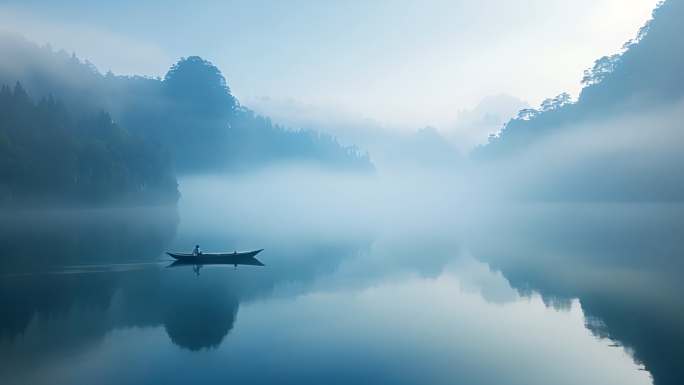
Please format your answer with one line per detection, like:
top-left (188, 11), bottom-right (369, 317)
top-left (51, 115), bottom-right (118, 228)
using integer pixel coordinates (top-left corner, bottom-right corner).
top-left (0, 0), bottom-right (660, 130)
top-left (2, 1), bottom-right (683, 384)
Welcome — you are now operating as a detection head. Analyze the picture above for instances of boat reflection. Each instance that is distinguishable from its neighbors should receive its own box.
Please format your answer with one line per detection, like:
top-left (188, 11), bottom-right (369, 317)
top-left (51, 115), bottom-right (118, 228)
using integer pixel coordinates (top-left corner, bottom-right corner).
top-left (166, 257), bottom-right (265, 276)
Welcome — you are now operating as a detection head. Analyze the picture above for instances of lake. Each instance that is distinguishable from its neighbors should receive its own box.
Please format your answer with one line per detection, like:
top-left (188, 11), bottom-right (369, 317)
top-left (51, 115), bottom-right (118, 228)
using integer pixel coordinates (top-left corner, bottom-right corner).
top-left (1, 169), bottom-right (681, 385)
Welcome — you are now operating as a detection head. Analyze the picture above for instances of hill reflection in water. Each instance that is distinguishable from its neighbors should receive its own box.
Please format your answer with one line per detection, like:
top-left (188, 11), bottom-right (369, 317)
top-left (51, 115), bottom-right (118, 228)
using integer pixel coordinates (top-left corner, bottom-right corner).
top-left (0, 208), bottom-right (371, 360)
top-left (0, 201), bottom-right (680, 384)
top-left (465, 202), bottom-right (684, 385)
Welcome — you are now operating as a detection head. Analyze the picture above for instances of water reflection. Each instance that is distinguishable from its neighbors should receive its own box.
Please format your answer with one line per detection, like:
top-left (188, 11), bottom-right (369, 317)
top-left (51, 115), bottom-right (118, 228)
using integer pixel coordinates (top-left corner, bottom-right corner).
top-left (464, 203), bottom-right (684, 385)
top-left (166, 256), bottom-right (266, 276)
top-left (0, 208), bottom-right (178, 340)
top-left (0, 209), bottom-right (371, 364)
top-left (1, 202), bottom-right (681, 384)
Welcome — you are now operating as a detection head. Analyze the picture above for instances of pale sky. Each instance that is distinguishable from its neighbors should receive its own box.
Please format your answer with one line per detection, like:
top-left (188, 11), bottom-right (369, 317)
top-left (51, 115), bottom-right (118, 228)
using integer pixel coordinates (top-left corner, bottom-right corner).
top-left (0, 0), bottom-right (661, 130)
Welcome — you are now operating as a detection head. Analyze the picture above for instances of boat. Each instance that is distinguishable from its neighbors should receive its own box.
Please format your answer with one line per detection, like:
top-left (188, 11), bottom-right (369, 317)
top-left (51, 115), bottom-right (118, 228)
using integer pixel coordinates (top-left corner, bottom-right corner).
top-left (165, 249), bottom-right (264, 264)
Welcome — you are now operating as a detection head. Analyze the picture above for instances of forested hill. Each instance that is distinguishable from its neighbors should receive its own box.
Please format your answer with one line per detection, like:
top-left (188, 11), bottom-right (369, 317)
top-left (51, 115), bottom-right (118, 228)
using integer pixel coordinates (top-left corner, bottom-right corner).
top-left (0, 83), bottom-right (179, 206)
top-left (472, 0), bottom-right (684, 160)
top-left (469, 0), bottom-right (684, 202)
top-left (0, 35), bottom-right (373, 173)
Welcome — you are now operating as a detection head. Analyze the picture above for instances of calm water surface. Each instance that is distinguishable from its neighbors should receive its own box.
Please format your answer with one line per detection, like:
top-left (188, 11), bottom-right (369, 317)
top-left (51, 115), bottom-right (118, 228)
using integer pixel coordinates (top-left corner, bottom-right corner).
top-left (1, 191), bottom-right (682, 384)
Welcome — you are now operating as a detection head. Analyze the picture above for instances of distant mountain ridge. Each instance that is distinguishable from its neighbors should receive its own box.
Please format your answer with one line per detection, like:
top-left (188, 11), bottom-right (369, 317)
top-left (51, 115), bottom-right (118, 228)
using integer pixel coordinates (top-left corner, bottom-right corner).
top-left (0, 34), bottom-right (374, 174)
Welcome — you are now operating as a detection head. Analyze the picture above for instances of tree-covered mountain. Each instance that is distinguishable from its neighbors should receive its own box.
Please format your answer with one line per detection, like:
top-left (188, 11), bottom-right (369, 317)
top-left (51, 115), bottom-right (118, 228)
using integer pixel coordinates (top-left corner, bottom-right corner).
top-left (474, 1), bottom-right (682, 158)
top-left (0, 83), bottom-right (179, 206)
top-left (0, 35), bottom-right (373, 174)
top-left (471, 0), bottom-right (684, 201)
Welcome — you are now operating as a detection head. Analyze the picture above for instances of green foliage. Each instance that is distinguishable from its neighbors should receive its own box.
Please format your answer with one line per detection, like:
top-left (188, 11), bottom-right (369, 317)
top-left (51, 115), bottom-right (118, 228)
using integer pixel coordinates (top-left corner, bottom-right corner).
top-left (163, 56), bottom-right (238, 118)
top-left (0, 34), bottom-right (374, 174)
top-left (539, 93), bottom-right (572, 112)
top-left (0, 83), bottom-right (179, 206)
top-left (474, 0), bottom-right (684, 164)
top-left (220, 106), bottom-right (374, 172)
top-left (581, 54), bottom-right (621, 86)
top-left (132, 56), bottom-right (374, 173)
top-left (582, 1), bottom-right (666, 87)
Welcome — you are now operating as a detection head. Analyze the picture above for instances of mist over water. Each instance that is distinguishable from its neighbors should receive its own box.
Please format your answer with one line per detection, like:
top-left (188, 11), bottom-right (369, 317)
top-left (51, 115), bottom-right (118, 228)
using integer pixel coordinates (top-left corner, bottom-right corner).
top-left (2, 1), bottom-right (684, 384)
top-left (3, 113), bottom-right (683, 383)
top-left (155, 160), bottom-right (684, 384)
top-left (1, 174), bottom-right (668, 385)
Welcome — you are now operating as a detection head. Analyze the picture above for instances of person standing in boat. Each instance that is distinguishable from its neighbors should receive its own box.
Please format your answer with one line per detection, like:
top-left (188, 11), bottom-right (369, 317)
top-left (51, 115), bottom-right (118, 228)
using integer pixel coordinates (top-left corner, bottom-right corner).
top-left (192, 245), bottom-right (202, 256)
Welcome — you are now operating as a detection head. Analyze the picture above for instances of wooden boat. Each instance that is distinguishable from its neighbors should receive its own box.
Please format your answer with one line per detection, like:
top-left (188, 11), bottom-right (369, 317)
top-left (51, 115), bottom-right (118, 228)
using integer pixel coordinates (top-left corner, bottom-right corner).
top-left (165, 249), bottom-right (264, 264)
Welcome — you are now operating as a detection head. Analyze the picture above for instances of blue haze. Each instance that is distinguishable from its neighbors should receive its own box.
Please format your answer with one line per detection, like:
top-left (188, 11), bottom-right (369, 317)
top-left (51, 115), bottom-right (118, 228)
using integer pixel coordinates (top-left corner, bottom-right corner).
top-left (1, 1), bottom-right (683, 385)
